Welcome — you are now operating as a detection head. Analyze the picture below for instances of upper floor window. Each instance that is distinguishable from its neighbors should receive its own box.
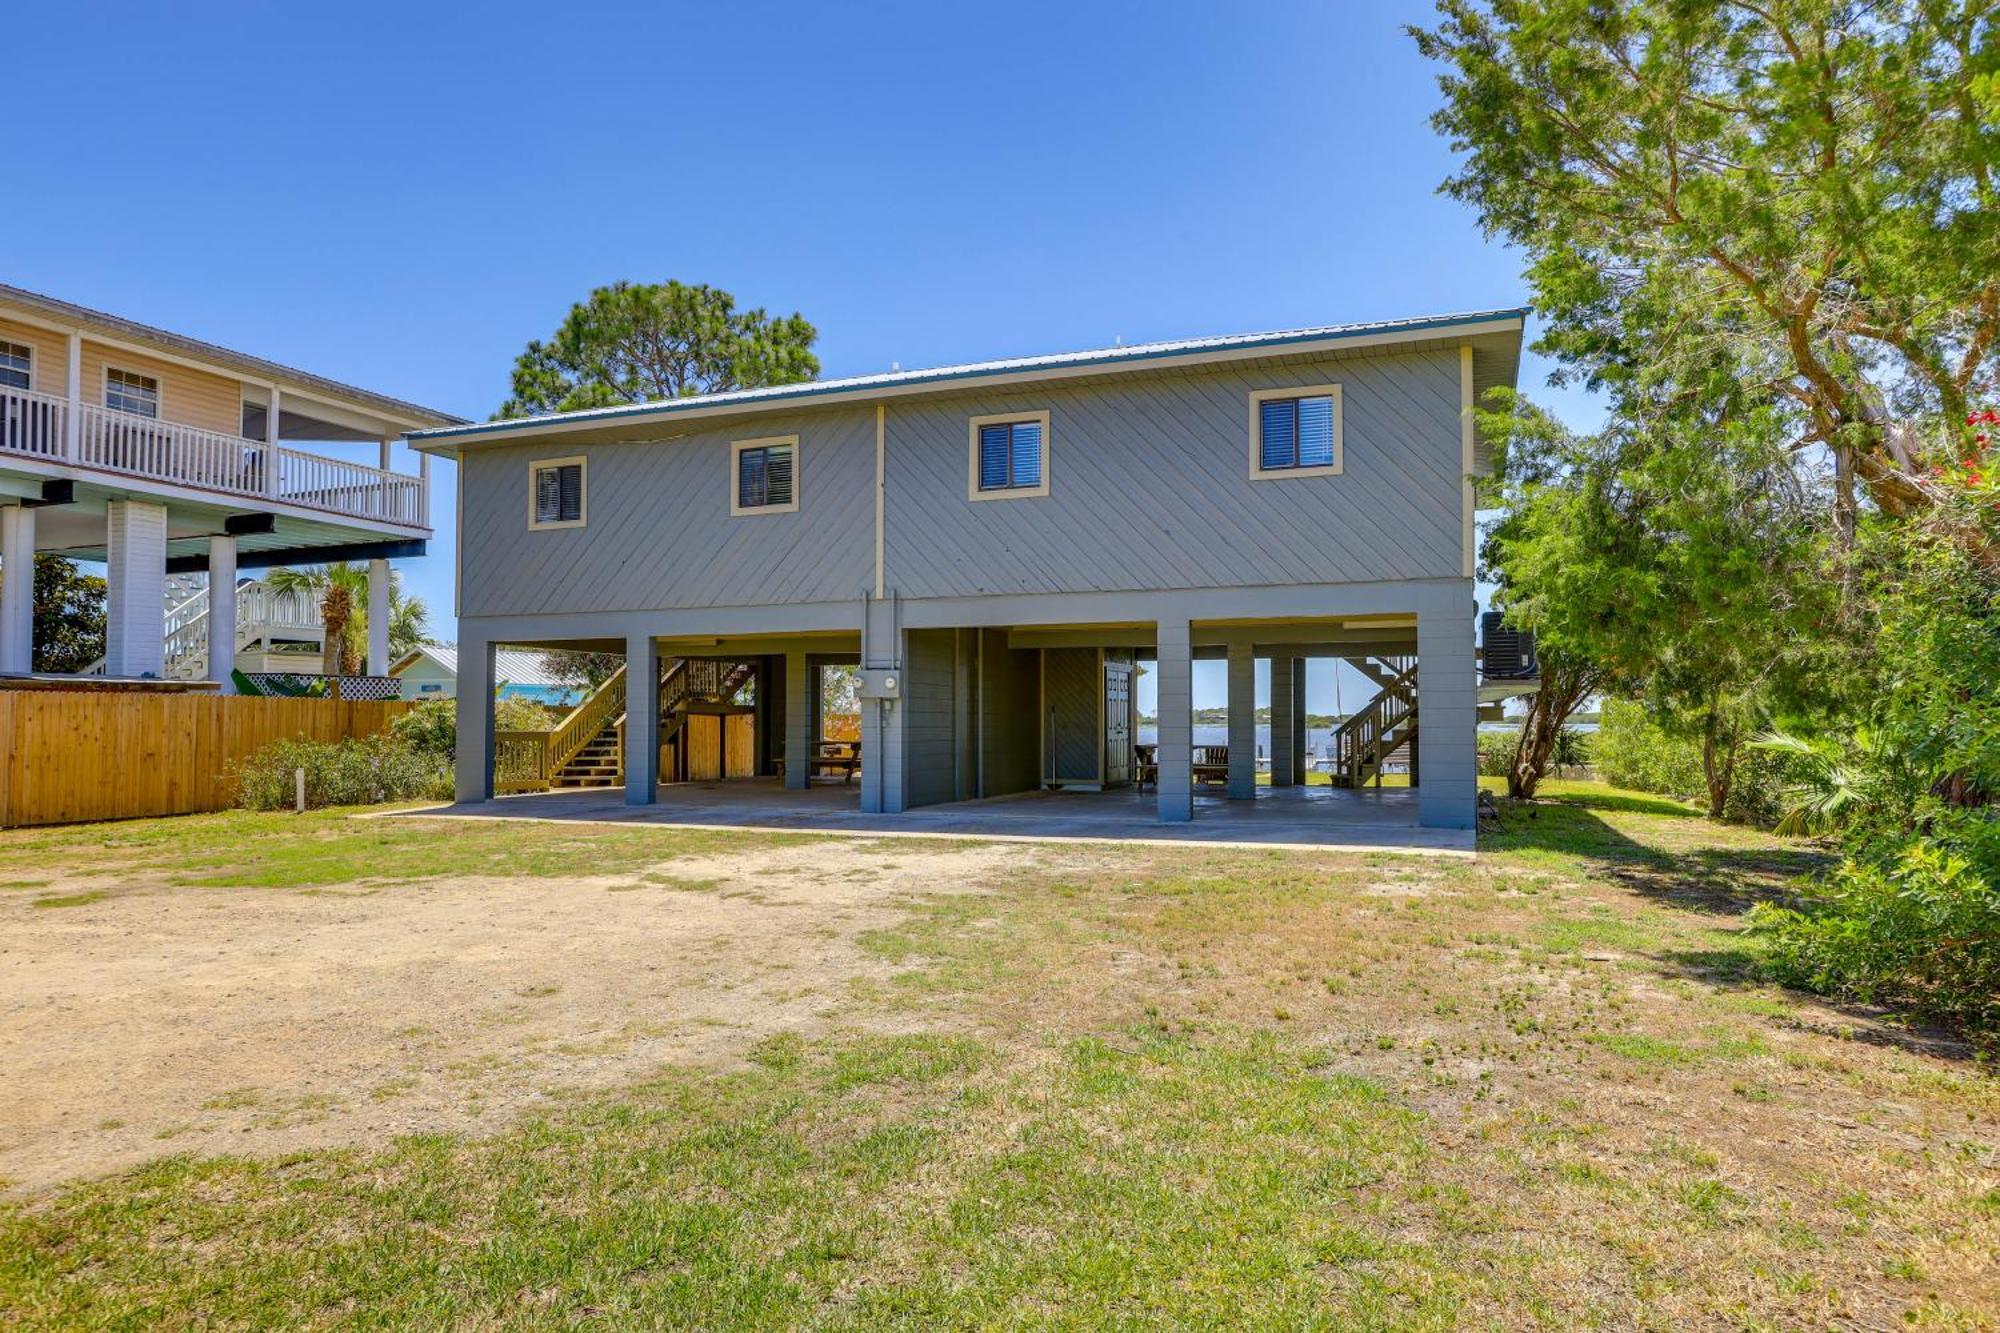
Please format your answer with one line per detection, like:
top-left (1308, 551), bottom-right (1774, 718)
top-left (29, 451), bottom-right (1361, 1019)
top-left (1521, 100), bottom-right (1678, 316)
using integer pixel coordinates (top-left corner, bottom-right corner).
top-left (529, 456), bottom-right (586, 529)
top-left (968, 411), bottom-right (1050, 500)
top-left (731, 435), bottom-right (798, 515)
top-left (0, 342), bottom-right (29, 391)
top-left (106, 368), bottom-right (160, 418)
top-left (1249, 384), bottom-right (1341, 479)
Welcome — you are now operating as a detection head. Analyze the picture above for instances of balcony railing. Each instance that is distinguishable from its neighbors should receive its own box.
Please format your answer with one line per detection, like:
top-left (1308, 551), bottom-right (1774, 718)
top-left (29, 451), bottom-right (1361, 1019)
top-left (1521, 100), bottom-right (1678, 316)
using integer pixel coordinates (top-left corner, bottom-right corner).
top-left (0, 384), bottom-right (426, 528)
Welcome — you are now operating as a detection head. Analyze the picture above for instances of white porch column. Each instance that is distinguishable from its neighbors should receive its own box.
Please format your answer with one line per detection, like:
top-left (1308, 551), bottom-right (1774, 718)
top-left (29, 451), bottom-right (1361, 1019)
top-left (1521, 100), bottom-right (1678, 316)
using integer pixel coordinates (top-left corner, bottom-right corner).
top-left (1226, 642), bottom-right (1256, 799)
top-left (784, 647), bottom-right (810, 790)
top-left (453, 633), bottom-right (495, 802)
top-left (264, 386), bottom-right (282, 498)
top-left (208, 535), bottom-right (237, 691)
top-left (104, 500), bottom-right (168, 678)
top-left (0, 505), bottom-right (36, 673)
top-left (1155, 618), bottom-right (1193, 823)
top-left (625, 633), bottom-right (660, 805)
top-left (366, 558), bottom-right (390, 676)
top-left (1268, 655), bottom-right (1296, 789)
top-left (63, 333), bottom-right (81, 461)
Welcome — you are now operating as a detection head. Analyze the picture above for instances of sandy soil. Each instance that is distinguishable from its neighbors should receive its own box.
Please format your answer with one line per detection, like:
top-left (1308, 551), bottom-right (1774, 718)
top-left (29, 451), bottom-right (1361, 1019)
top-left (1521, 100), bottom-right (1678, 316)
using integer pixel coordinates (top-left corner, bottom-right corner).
top-left (0, 839), bottom-right (1026, 1192)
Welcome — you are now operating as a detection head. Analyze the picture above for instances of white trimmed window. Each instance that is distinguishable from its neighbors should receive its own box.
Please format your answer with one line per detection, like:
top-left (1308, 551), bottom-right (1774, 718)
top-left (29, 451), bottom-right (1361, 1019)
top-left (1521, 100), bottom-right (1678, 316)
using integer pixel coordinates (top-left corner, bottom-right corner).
top-left (731, 435), bottom-right (798, 515)
top-left (106, 367), bottom-right (160, 418)
top-left (967, 410), bottom-right (1051, 500)
top-left (529, 456), bottom-right (586, 529)
top-left (0, 341), bottom-right (29, 391)
top-left (1248, 384), bottom-right (1342, 480)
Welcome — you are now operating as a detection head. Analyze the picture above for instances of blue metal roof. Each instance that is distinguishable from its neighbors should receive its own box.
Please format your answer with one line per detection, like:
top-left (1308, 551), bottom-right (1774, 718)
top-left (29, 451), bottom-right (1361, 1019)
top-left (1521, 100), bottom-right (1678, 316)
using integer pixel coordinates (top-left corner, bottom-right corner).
top-left (410, 307), bottom-right (1528, 448)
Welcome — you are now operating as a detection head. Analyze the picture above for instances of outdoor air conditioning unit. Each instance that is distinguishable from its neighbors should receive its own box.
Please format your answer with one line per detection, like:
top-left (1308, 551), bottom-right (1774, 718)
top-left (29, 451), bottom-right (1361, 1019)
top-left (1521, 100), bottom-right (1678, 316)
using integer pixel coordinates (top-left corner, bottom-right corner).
top-left (1480, 610), bottom-right (1538, 678)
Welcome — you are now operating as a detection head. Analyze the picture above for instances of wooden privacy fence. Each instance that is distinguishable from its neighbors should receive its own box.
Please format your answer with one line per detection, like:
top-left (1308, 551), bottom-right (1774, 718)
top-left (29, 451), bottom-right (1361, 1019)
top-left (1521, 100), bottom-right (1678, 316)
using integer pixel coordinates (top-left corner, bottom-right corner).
top-left (0, 690), bottom-right (409, 828)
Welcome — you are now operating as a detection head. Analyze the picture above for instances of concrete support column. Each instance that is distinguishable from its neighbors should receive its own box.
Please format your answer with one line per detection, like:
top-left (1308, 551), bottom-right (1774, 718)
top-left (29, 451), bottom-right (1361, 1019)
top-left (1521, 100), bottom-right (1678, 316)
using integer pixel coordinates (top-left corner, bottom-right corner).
top-left (366, 558), bottom-right (390, 676)
top-left (1268, 655), bottom-right (1296, 788)
top-left (625, 634), bottom-right (660, 806)
top-left (104, 500), bottom-right (167, 679)
top-left (1416, 587), bottom-right (1478, 829)
top-left (1155, 619), bottom-right (1193, 823)
top-left (453, 635), bottom-right (495, 802)
top-left (860, 678), bottom-right (905, 813)
top-left (1290, 659), bottom-right (1308, 785)
top-left (784, 648), bottom-right (810, 790)
top-left (1226, 642), bottom-right (1256, 799)
top-left (1, 506), bottom-right (36, 674)
top-left (208, 535), bottom-right (237, 691)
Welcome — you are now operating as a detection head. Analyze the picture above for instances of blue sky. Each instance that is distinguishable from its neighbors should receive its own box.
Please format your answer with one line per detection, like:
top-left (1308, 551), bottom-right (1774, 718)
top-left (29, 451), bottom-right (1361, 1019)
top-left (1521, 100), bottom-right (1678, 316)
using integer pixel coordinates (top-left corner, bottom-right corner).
top-left (9, 1), bottom-right (1593, 710)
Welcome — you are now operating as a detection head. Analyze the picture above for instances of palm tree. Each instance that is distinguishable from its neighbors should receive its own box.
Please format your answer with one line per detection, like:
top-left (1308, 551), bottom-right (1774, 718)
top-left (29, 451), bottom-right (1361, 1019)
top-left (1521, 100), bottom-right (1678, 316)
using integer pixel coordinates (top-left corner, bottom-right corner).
top-left (264, 562), bottom-right (430, 676)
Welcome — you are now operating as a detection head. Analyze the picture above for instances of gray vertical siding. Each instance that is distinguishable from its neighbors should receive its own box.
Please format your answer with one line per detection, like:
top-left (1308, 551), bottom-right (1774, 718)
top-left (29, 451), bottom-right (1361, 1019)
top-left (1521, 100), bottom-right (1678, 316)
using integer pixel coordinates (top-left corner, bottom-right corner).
top-left (902, 629), bottom-right (958, 809)
top-left (456, 407), bottom-right (876, 618)
top-left (1043, 647), bottom-right (1100, 784)
top-left (977, 628), bottom-right (1040, 797)
top-left (881, 348), bottom-right (1466, 599)
top-left (1416, 587), bottom-right (1477, 829)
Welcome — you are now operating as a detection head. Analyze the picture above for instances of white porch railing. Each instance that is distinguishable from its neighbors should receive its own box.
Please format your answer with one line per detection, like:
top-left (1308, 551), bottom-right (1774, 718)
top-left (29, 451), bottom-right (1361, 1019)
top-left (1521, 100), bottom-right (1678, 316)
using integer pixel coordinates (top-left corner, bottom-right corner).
top-left (277, 448), bottom-right (425, 526)
top-left (0, 385), bottom-right (426, 528)
top-left (0, 386), bottom-right (67, 459)
top-left (78, 400), bottom-right (271, 495)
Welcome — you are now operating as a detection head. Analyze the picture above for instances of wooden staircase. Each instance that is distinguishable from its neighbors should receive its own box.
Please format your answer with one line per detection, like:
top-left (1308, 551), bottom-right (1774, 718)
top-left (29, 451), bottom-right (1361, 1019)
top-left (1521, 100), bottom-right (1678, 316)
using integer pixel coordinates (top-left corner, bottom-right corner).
top-left (551, 726), bottom-right (624, 788)
top-left (543, 658), bottom-right (757, 790)
top-left (1329, 657), bottom-right (1418, 789)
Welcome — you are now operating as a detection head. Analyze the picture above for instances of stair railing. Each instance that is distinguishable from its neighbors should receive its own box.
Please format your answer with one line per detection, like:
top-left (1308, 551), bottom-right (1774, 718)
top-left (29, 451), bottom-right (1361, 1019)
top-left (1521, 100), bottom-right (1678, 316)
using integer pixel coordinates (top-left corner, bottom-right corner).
top-left (1332, 662), bottom-right (1420, 786)
top-left (549, 664), bottom-right (628, 778)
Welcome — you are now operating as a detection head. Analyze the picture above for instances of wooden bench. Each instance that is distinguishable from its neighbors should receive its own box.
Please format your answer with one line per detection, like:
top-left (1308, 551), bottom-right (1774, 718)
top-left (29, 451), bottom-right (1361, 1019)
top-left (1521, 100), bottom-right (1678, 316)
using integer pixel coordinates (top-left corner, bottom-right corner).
top-left (813, 741), bottom-right (861, 783)
top-left (1192, 745), bottom-right (1229, 787)
top-left (1132, 744), bottom-right (1229, 790)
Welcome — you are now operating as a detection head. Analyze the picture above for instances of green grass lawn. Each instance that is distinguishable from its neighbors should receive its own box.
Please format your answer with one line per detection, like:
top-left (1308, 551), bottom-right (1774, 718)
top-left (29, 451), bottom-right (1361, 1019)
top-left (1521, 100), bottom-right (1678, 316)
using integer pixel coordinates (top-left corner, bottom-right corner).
top-left (1, 787), bottom-right (1994, 1329)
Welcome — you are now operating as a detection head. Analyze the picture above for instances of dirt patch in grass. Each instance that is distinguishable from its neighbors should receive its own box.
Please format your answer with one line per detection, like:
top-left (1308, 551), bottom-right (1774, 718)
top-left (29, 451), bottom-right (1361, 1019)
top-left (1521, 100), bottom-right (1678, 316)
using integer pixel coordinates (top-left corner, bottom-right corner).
top-left (0, 827), bottom-right (1026, 1191)
top-left (1, 798), bottom-right (1995, 1328)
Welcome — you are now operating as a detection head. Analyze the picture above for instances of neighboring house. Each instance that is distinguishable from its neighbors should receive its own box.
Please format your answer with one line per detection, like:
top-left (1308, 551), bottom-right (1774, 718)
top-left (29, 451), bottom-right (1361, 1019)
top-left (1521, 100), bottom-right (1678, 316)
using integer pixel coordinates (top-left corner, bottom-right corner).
top-left (391, 644), bottom-right (584, 707)
top-left (0, 285), bottom-right (463, 685)
top-left (414, 308), bottom-right (1526, 831)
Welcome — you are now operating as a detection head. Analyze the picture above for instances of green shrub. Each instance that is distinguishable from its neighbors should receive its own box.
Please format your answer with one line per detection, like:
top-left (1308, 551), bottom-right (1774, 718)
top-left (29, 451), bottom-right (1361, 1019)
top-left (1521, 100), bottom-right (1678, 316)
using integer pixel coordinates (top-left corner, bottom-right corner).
top-left (496, 694), bottom-right (557, 731)
top-left (1753, 814), bottom-right (2000, 1042)
top-left (233, 735), bottom-right (451, 811)
top-left (1477, 729), bottom-right (1518, 777)
top-left (1594, 698), bottom-right (1705, 798)
top-left (387, 695), bottom-right (556, 768)
top-left (391, 699), bottom-right (456, 760)
top-left (1593, 697), bottom-right (1787, 824)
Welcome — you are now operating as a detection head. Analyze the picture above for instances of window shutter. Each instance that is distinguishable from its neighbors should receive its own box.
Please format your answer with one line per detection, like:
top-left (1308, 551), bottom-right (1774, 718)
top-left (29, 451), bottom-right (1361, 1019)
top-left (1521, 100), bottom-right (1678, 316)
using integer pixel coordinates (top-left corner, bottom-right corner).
top-left (738, 448), bottom-right (767, 508)
top-left (557, 463), bottom-right (582, 521)
top-left (1010, 421), bottom-right (1042, 488)
top-left (1296, 395), bottom-right (1334, 468)
top-left (1260, 399), bottom-right (1297, 470)
top-left (979, 424), bottom-right (1011, 489)
top-left (535, 466), bottom-right (562, 523)
top-left (765, 445), bottom-right (794, 506)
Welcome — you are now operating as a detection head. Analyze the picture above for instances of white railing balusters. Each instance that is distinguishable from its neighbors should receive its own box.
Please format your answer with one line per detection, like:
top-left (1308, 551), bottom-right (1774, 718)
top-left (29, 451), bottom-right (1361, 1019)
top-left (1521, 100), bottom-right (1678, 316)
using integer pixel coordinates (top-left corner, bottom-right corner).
top-left (0, 387), bottom-right (68, 458)
top-left (0, 386), bottom-right (426, 529)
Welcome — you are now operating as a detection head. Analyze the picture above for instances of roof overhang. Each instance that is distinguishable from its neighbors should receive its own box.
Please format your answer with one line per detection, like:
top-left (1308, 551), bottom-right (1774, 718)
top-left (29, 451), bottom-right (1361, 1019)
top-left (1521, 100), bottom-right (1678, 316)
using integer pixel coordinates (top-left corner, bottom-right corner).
top-left (0, 284), bottom-right (466, 432)
top-left (410, 308), bottom-right (1529, 456)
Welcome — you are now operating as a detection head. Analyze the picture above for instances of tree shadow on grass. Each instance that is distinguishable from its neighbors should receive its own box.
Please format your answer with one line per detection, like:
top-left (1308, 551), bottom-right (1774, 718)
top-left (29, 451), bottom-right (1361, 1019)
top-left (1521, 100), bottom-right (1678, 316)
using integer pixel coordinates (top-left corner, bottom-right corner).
top-left (1484, 798), bottom-right (1988, 1066)
top-left (1481, 797), bottom-right (1834, 916)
